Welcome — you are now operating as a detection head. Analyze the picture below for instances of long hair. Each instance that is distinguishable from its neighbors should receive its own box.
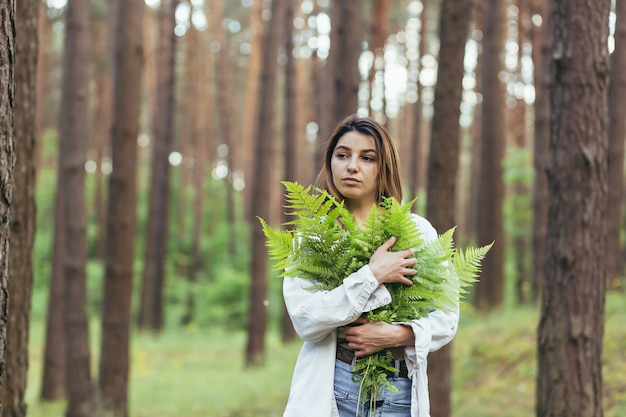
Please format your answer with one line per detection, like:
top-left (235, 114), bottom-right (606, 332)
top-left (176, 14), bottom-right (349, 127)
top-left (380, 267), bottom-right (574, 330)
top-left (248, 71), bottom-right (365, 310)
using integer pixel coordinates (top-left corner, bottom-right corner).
top-left (316, 115), bottom-right (403, 204)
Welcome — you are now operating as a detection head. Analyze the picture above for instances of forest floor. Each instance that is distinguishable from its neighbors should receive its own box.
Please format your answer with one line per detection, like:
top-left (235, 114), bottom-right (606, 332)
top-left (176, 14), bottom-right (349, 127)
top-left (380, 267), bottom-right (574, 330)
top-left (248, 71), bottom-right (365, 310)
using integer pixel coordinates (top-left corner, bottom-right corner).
top-left (25, 291), bottom-right (626, 417)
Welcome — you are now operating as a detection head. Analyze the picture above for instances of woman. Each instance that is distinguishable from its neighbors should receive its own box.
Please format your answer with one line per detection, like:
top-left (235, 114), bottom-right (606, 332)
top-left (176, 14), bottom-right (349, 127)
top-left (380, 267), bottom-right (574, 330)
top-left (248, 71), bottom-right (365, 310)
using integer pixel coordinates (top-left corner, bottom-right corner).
top-left (282, 115), bottom-right (459, 417)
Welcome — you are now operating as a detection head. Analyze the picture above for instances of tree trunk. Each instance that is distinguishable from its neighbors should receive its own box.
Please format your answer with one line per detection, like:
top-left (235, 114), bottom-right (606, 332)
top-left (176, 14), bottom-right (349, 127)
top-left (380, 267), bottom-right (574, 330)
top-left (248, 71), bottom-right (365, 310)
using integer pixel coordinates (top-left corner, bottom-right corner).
top-left (332, 0), bottom-right (364, 121)
top-left (213, 0), bottom-right (237, 259)
top-left (530, 0), bottom-right (550, 302)
top-left (607, 0), bottom-right (626, 283)
top-left (511, 0), bottom-right (531, 304)
top-left (0, 0), bottom-right (15, 413)
top-left (280, 0), bottom-right (297, 343)
top-left (138, 0), bottom-right (178, 332)
top-left (184, 5), bottom-right (217, 325)
top-left (475, 0), bottom-right (507, 310)
top-left (425, 0), bottom-right (474, 415)
top-left (97, 0), bottom-right (144, 414)
top-left (3, 0), bottom-right (36, 415)
top-left (246, 0), bottom-right (286, 367)
top-left (368, 0), bottom-right (391, 118)
top-left (35, 1), bottom-right (51, 179)
top-left (241, 0), bottom-right (263, 221)
top-left (408, 0), bottom-right (429, 201)
top-left (59, 0), bottom-right (94, 415)
top-left (90, 0), bottom-right (115, 262)
top-left (536, 1), bottom-right (610, 416)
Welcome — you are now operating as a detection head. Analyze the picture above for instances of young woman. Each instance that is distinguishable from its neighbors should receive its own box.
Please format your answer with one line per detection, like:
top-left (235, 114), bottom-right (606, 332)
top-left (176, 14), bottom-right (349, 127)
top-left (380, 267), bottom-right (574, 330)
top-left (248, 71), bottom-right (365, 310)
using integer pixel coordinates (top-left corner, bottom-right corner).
top-left (282, 115), bottom-right (459, 417)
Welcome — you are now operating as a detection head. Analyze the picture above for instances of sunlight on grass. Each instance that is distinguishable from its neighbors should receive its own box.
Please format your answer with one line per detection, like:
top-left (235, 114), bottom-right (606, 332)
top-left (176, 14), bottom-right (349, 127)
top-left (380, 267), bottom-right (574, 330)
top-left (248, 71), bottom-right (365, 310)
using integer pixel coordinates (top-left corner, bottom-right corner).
top-left (24, 292), bottom-right (626, 417)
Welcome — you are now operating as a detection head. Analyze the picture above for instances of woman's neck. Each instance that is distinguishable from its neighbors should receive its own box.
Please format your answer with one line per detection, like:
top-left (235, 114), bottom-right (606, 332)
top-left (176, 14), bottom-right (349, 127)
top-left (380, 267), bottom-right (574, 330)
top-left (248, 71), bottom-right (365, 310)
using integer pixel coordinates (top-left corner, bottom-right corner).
top-left (345, 199), bottom-right (377, 226)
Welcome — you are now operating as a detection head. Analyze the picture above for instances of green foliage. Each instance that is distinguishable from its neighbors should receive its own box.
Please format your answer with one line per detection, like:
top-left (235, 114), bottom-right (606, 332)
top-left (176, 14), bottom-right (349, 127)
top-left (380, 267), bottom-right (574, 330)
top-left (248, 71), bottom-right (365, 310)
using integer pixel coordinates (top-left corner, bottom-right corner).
top-left (260, 181), bottom-right (492, 408)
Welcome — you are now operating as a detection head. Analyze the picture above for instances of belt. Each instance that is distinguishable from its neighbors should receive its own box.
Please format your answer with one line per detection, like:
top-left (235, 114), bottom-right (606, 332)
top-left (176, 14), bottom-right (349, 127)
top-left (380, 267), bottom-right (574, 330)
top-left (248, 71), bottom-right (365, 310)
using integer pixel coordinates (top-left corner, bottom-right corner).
top-left (336, 345), bottom-right (409, 378)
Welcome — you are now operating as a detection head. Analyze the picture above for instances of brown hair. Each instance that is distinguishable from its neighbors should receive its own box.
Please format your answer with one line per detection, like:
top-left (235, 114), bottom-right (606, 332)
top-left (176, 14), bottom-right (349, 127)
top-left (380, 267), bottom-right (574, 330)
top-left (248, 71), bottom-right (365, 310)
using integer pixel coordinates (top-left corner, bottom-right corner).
top-left (316, 115), bottom-right (403, 204)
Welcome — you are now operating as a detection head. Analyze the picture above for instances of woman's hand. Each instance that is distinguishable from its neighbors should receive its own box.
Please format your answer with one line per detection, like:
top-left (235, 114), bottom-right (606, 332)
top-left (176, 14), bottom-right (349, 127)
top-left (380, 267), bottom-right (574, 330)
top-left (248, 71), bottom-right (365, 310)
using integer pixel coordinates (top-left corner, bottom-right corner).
top-left (368, 236), bottom-right (417, 286)
top-left (338, 317), bottom-right (415, 358)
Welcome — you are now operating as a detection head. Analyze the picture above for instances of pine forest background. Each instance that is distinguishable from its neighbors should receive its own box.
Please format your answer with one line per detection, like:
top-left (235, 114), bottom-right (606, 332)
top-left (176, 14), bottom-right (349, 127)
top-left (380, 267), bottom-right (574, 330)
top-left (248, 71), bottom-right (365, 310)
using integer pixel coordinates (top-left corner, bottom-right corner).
top-left (1, 0), bottom-right (626, 416)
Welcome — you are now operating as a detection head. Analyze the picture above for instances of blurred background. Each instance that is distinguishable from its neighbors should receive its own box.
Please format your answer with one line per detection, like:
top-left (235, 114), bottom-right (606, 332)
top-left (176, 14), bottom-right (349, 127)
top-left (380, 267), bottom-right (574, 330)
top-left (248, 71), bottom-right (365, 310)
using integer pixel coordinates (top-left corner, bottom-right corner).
top-left (3, 0), bottom-right (626, 416)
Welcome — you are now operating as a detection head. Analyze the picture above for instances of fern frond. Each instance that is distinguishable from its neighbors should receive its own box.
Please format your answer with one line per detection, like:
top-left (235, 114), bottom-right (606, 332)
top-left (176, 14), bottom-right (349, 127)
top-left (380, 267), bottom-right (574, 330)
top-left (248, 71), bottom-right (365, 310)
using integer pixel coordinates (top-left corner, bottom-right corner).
top-left (453, 241), bottom-right (494, 288)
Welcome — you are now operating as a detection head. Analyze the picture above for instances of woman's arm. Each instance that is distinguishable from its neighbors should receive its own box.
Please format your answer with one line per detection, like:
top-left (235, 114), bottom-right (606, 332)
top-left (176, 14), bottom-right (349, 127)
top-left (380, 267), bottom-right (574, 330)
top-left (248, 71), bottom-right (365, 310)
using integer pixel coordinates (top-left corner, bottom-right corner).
top-left (284, 236), bottom-right (419, 343)
top-left (283, 265), bottom-right (392, 343)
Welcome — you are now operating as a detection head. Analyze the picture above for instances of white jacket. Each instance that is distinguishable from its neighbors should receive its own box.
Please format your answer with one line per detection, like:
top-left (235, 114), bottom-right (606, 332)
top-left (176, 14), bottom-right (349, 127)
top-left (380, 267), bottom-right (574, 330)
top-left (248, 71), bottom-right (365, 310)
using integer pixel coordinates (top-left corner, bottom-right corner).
top-left (282, 214), bottom-right (459, 417)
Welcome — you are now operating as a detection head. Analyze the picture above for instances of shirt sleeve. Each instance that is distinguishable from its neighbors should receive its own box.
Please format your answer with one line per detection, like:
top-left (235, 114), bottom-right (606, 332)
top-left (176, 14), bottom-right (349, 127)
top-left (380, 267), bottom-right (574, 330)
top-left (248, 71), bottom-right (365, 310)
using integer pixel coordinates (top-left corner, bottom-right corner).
top-left (402, 214), bottom-right (460, 372)
top-left (283, 265), bottom-right (393, 343)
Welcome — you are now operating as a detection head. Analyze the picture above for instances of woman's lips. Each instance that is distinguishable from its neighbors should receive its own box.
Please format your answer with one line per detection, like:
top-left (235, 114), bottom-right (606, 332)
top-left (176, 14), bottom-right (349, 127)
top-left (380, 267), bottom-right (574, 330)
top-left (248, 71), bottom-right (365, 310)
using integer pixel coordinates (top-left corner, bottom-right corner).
top-left (342, 178), bottom-right (360, 185)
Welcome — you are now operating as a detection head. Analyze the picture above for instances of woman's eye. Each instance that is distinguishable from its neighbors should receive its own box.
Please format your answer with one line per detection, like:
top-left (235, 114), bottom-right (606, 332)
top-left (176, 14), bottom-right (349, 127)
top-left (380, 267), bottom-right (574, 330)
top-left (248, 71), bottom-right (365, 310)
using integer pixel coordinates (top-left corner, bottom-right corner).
top-left (362, 155), bottom-right (375, 162)
top-left (336, 153), bottom-right (348, 159)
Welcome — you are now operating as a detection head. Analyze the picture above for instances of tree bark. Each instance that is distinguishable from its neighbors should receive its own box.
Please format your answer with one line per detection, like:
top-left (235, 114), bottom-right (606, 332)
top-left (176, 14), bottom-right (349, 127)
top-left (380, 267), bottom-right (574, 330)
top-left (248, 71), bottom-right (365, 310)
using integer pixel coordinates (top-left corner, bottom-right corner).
top-left (3, 0), bottom-right (36, 415)
top-left (59, 0), bottom-right (94, 415)
top-left (0, 0), bottom-right (15, 414)
top-left (97, 0), bottom-right (144, 414)
top-left (536, 1), bottom-right (610, 416)
top-left (475, 0), bottom-right (507, 310)
top-left (607, 0), bottom-right (626, 282)
top-left (425, 0), bottom-right (474, 415)
top-left (138, 0), bottom-right (178, 332)
top-left (246, 0), bottom-right (286, 367)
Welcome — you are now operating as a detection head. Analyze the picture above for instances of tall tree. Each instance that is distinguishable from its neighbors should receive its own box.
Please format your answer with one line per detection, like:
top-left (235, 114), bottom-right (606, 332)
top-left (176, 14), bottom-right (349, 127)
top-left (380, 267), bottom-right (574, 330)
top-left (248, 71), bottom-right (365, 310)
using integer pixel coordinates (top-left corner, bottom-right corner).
top-left (138, 0), bottom-right (178, 332)
top-left (511, 0), bottom-right (531, 304)
top-left (408, 0), bottom-right (429, 200)
top-left (474, 0), bottom-right (507, 310)
top-left (183, 2), bottom-right (217, 325)
top-left (331, 0), bottom-right (364, 121)
top-left (3, 0), bottom-right (37, 415)
top-left (280, 0), bottom-right (297, 343)
top-left (0, 0), bottom-right (15, 413)
top-left (425, 0), bottom-right (474, 415)
top-left (89, 0), bottom-right (116, 261)
top-left (317, 0), bottom-right (364, 152)
top-left (213, 0), bottom-right (237, 258)
top-left (98, 0), bottom-right (144, 414)
top-left (607, 0), bottom-right (626, 282)
top-left (246, 0), bottom-right (286, 366)
top-left (368, 0), bottom-right (391, 117)
top-left (35, 2), bottom-right (51, 176)
top-left (241, 0), bottom-right (263, 220)
top-left (536, 0), bottom-right (610, 416)
top-left (530, 0), bottom-right (550, 301)
top-left (58, 0), bottom-right (94, 415)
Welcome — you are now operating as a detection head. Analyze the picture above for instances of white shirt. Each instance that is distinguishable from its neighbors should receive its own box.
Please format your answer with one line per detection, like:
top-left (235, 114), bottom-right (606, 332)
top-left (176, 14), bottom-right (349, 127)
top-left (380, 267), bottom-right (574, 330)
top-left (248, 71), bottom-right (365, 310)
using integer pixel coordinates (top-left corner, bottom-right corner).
top-left (282, 214), bottom-right (459, 417)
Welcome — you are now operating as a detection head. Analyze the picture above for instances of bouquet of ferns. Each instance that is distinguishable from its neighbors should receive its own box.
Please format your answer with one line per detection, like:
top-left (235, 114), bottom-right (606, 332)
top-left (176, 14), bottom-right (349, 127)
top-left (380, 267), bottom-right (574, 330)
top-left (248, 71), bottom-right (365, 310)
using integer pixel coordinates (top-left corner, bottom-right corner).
top-left (259, 181), bottom-right (491, 410)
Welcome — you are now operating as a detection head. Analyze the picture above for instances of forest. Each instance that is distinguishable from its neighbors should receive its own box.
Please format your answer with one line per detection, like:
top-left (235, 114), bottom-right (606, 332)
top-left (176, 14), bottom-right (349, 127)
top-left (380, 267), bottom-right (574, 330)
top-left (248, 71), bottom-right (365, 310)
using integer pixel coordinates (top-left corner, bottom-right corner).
top-left (0, 0), bottom-right (625, 416)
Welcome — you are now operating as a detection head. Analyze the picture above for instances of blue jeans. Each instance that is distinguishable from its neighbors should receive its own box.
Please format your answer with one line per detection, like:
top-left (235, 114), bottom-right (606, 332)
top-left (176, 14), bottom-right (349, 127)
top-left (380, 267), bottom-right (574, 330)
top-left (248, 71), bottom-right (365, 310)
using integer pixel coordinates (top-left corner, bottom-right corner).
top-left (334, 358), bottom-right (412, 417)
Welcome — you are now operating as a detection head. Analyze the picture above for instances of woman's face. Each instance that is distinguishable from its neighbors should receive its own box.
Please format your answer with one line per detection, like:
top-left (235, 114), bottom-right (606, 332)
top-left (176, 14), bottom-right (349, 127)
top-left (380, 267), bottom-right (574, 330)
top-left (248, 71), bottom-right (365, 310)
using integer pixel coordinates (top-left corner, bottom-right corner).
top-left (330, 131), bottom-right (379, 208)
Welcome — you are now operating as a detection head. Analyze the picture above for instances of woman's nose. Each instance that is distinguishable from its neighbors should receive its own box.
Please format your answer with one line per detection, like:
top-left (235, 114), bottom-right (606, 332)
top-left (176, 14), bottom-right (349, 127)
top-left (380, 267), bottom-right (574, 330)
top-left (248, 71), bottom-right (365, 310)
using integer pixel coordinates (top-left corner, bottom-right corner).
top-left (347, 156), bottom-right (359, 172)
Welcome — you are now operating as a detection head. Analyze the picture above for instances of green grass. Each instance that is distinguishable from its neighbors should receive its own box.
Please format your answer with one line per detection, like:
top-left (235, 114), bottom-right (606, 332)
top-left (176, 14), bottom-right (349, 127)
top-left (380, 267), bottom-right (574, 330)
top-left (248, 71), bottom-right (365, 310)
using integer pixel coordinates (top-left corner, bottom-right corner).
top-left (25, 292), bottom-right (626, 417)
